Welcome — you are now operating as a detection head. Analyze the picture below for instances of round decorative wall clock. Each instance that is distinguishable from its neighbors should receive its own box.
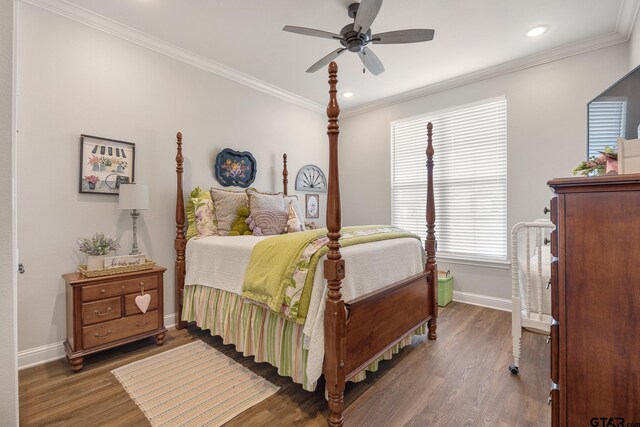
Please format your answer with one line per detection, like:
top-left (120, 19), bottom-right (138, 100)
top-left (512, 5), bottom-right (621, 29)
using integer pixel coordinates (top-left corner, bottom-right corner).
top-left (295, 164), bottom-right (327, 193)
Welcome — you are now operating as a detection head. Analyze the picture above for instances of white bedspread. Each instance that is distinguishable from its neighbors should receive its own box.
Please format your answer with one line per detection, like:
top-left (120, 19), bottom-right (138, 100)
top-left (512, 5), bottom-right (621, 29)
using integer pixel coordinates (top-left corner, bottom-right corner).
top-left (185, 234), bottom-right (425, 385)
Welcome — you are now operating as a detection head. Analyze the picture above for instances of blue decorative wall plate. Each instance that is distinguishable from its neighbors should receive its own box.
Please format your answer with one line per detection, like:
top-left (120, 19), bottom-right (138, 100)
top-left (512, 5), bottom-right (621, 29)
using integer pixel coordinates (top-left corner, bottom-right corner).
top-left (214, 148), bottom-right (257, 188)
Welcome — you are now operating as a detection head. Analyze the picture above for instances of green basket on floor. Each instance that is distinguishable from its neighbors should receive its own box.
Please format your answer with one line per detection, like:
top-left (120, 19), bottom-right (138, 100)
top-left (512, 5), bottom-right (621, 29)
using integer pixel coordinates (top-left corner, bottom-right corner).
top-left (437, 270), bottom-right (453, 307)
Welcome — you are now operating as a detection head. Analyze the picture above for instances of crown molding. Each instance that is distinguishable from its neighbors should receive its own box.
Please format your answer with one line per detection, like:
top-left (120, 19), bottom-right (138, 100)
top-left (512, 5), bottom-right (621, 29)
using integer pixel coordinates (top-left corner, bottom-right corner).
top-left (19, 0), bottom-right (325, 114)
top-left (616, 0), bottom-right (640, 39)
top-left (341, 32), bottom-right (629, 118)
top-left (20, 0), bottom-right (637, 120)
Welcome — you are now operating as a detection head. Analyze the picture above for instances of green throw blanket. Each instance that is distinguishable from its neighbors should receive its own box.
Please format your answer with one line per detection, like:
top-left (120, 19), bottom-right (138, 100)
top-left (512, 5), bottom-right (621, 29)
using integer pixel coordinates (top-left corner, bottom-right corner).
top-left (242, 226), bottom-right (421, 324)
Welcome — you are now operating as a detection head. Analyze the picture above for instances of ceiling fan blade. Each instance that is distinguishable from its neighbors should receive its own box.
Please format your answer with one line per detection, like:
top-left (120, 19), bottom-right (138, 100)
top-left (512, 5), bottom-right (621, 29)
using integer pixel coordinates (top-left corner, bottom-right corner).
top-left (358, 47), bottom-right (385, 76)
top-left (372, 29), bottom-right (435, 44)
top-left (306, 48), bottom-right (347, 73)
top-left (354, 0), bottom-right (383, 34)
top-left (282, 25), bottom-right (342, 40)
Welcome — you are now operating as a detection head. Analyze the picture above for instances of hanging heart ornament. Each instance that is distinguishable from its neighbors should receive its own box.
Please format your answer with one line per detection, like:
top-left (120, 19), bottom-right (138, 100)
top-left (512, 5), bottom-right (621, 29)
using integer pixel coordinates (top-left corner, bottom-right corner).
top-left (135, 293), bottom-right (151, 313)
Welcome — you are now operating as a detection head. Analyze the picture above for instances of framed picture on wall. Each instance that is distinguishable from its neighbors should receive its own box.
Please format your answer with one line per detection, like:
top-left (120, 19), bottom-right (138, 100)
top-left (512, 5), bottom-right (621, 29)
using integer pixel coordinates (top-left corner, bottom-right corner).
top-left (79, 134), bottom-right (135, 195)
top-left (305, 194), bottom-right (320, 219)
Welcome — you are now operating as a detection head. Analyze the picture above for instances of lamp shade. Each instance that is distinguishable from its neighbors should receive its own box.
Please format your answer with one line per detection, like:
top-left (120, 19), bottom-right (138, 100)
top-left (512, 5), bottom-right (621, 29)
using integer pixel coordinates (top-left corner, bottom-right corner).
top-left (118, 184), bottom-right (149, 210)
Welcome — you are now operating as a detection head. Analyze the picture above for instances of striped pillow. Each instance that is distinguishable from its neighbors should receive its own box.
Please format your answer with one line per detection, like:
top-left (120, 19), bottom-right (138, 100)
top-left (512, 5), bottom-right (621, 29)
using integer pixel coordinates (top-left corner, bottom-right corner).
top-left (249, 211), bottom-right (288, 236)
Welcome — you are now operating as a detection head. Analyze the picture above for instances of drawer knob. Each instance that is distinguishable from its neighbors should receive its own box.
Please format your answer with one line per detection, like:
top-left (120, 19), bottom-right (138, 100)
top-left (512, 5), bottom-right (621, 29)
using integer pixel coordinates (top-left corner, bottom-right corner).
top-left (94, 307), bottom-right (112, 317)
top-left (544, 237), bottom-right (551, 245)
top-left (544, 207), bottom-right (550, 214)
top-left (546, 335), bottom-right (551, 345)
top-left (100, 289), bottom-right (106, 294)
top-left (546, 279), bottom-right (551, 290)
top-left (94, 329), bottom-right (112, 339)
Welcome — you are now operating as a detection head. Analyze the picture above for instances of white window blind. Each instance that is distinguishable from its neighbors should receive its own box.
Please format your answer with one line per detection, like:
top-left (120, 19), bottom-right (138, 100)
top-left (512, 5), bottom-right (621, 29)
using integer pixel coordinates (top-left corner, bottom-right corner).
top-left (588, 99), bottom-right (627, 158)
top-left (391, 98), bottom-right (507, 263)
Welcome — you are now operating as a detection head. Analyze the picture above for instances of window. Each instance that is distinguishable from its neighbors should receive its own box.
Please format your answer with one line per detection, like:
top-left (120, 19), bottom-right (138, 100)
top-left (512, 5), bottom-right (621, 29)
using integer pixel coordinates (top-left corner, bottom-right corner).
top-left (588, 98), bottom-right (627, 158)
top-left (391, 98), bottom-right (507, 263)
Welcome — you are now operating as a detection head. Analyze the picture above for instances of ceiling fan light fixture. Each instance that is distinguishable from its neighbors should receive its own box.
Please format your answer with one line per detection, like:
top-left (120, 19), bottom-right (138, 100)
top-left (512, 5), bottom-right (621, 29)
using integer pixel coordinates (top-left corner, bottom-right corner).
top-left (342, 91), bottom-right (354, 98)
top-left (526, 25), bottom-right (549, 37)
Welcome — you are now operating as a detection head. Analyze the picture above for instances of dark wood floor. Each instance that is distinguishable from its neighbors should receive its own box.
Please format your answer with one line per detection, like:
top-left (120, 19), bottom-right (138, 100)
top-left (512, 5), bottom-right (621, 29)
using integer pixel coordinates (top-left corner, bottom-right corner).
top-left (19, 302), bottom-right (550, 426)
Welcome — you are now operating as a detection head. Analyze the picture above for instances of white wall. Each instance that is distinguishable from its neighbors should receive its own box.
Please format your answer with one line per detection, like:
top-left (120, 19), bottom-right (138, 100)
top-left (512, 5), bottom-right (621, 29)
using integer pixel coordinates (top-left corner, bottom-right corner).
top-left (0, 0), bottom-right (19, 423)
top-left (340, 44), bottom-right (630, 302)
top-left (16, 4), bottom-right (327, 354)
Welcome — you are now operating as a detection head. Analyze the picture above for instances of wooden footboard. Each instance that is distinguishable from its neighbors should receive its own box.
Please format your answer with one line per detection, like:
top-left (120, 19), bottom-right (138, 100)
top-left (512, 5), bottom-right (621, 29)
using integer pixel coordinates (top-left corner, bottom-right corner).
top-left (344, 271), bottom-right (435, 379)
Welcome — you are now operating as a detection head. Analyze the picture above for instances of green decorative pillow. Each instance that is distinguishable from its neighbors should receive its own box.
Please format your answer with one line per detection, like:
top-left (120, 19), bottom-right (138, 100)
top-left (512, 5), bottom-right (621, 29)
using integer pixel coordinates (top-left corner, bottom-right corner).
top-left (186, 186), bottom-right (213, 240)
top-left (228, 206), bottom-right (252, 236)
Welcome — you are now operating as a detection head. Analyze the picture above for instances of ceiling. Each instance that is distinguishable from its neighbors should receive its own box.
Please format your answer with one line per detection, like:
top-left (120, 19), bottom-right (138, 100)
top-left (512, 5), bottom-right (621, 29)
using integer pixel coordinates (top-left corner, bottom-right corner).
top-left (49, 0), bottom-right (637, 112)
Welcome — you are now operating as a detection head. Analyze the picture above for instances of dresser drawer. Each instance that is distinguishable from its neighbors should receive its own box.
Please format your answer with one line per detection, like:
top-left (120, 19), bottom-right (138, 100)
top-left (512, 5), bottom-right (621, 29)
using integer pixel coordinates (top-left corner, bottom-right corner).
top-left (81, 296), bottom-right (121, 326)
top-left (82, 311), bottom-right (158, 348)
top-left (124, 289), bottom-right (159, 316)
top-left (548, 197), bottom-right (557, 225)
top-left (550, 321), bottom-right (558, 383)
top-left (550, 260), bottom-right (558, 319)
top-left (81, 274), bottom-right (158, 302)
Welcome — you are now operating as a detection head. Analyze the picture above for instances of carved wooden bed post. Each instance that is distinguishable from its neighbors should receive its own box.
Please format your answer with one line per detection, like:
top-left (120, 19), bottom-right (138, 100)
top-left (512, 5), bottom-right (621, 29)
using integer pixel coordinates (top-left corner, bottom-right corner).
top-left (324, 61), bottom-right (346, 427)
top-left (282, 153), bottom-right (288, 195)
top-left (175, 132), bottom-right (187, 330)
top-left (426, 122), bottom-right (438, 339)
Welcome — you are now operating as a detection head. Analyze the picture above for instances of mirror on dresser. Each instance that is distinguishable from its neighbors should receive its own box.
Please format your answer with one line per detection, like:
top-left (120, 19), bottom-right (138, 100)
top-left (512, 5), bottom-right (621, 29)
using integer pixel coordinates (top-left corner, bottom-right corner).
top-left (587, 64), bottom-right (640, 159)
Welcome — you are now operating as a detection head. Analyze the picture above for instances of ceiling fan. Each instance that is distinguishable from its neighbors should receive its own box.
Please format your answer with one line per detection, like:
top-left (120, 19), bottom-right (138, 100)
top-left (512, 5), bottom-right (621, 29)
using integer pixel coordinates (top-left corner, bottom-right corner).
top-left (282, 0), bottom-right (435, 76)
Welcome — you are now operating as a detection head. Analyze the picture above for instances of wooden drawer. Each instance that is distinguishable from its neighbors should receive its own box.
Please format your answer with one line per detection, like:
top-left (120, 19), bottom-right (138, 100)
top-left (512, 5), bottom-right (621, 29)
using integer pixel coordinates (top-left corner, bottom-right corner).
top-left (549, 197), bottom-right (557, 225)
top-left (124, 289), bottom-right (159, 316)
top-left (81, 274), bottom-right (158, 302)
top-left (550, 260), bottom-right (558, 320)
top-left (82, 311), bottom-right (158, 348)
top-left (550, 230), bottom-right (558, 257)
top-left (550, 322), bottom-right (558, 383)
top-left (81, 296), bottom-right (121, 326)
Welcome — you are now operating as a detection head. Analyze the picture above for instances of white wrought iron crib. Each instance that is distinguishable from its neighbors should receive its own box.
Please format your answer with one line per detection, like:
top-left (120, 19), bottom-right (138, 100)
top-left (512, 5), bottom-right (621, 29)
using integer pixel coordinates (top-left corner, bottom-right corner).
top-left (509, 219), bottom-right (555, 374)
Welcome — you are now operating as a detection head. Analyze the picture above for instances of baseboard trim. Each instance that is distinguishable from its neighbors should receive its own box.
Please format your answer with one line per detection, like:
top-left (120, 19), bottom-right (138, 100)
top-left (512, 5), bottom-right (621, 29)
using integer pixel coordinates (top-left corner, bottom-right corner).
top-left (452, 290), bottom-right (511, 312)
top-left (18, 313), bottom-right (177, 370)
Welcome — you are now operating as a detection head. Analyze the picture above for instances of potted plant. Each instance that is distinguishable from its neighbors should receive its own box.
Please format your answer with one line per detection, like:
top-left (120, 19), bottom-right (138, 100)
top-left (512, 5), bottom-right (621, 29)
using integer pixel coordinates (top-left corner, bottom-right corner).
top-left (573, 146), bottom-right (618, 176)
top-left (84, 175), bottom-right (100, 189)
top-left (77, 232), bottom-right (120, 270)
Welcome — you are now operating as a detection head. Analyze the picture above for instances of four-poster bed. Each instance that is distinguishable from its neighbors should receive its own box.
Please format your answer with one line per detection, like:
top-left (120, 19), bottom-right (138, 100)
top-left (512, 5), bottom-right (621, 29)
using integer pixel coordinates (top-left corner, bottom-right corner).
top-left (174, 62), bottom-right (438, 426)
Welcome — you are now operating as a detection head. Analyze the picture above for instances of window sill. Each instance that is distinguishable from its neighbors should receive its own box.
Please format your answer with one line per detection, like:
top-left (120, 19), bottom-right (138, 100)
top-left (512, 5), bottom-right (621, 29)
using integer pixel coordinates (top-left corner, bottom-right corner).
top-left (437, 256), bottom-right (511, 270)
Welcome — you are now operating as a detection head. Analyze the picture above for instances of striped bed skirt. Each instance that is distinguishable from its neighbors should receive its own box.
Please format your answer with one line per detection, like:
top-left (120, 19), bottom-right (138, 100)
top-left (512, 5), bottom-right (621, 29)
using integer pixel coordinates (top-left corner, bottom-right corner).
top-left (182, 285), bottom-right (425, 391)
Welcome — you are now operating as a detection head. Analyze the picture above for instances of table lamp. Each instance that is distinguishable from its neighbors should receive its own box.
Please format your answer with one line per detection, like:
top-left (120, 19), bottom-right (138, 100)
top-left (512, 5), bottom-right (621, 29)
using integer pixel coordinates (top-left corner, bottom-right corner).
top-left (118, 183), bottom-right (149, 255)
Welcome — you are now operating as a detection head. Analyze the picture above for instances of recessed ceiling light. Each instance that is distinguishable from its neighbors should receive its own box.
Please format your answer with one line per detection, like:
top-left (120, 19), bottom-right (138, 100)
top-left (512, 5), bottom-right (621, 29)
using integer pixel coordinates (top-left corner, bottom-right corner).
top-left (526, 26), bottom-right (548, 37)
top-left (342, 91), bottom-right (354, 98)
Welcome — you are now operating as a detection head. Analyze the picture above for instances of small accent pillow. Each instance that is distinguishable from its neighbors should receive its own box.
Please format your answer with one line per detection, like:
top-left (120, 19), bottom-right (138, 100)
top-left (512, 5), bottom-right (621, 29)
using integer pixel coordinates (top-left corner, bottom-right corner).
top-left (284, 195), bottom-right (305, 231)
top-left (248, 210), bottom-right (288, 236)
top-left (193, 198), bottom-right (217, 238)
top-left (247, 188), bottom-right (285, 212)
top-left (229, 206), bottom-right (252, 236)
top-left (211, 188), bottom-right (248, 236)
top-left (186, 186), bottom-right (213, 240)
top-left (286, 201), bottom-right (303, 233)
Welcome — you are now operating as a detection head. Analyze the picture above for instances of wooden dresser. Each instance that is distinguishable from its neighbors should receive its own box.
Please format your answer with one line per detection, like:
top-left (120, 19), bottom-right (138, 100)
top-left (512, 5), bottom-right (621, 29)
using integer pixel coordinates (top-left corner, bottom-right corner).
top-left (548, 175), bottom-right (640, 426)
top-left (63, 266), bottom-right (167, 371)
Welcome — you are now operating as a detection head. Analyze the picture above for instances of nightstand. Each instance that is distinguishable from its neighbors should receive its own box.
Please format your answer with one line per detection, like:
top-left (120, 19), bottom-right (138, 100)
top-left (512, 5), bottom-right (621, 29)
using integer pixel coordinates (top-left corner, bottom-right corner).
top-left (62, 265), bottom-right (167, 371)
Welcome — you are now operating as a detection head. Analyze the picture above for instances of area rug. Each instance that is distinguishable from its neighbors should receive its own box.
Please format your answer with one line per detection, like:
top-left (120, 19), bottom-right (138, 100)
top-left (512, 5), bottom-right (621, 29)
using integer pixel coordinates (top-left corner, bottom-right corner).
top-left (112, 341), bottom-right (280, 427)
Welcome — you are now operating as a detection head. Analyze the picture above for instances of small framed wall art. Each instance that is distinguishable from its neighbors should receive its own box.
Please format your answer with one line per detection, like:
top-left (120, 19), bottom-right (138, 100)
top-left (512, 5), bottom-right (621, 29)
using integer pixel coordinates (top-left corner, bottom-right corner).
top-left (214, 148), bottom-right (257, 188)
top-left (305, 194), bottom-right (320, 219)
top-left (79, 134), bottom-right (135, 195)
